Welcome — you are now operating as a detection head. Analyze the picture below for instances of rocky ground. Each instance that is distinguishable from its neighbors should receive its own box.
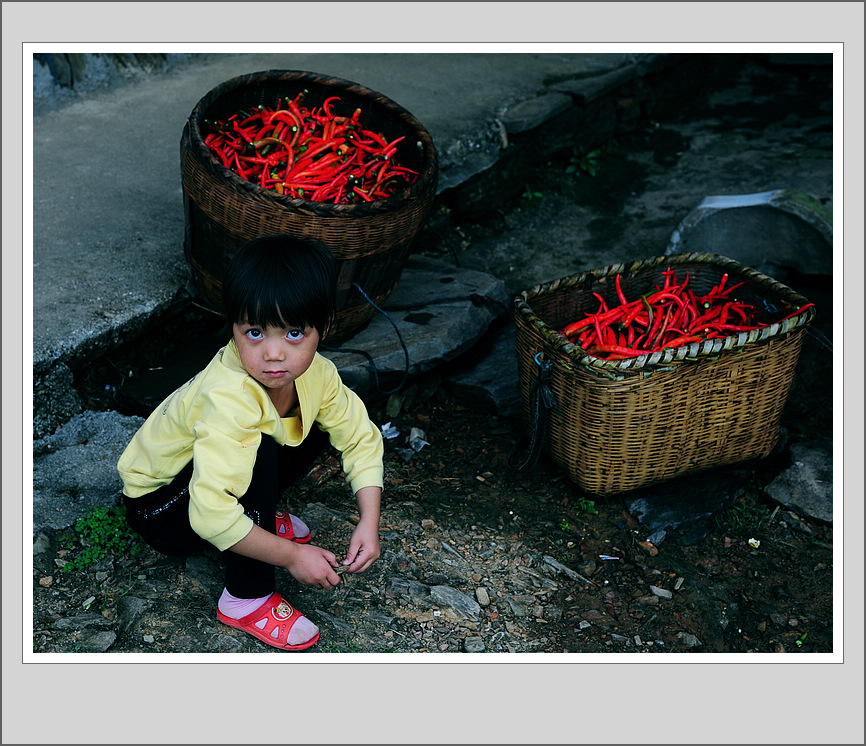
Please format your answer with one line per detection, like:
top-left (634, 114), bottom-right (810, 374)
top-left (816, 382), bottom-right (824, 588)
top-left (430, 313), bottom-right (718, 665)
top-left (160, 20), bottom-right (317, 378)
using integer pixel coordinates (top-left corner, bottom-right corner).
top-left (31, 333), bottom-right (834, 656)
top-left (31, 56), bottom-right (836, 656)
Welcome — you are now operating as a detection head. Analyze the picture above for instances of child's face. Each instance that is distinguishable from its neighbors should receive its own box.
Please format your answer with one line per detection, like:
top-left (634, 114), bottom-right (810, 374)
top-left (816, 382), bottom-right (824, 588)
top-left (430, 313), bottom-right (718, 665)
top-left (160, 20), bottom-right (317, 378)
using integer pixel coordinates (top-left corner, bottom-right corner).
top-left (232, 321), bottom-right (320, 396)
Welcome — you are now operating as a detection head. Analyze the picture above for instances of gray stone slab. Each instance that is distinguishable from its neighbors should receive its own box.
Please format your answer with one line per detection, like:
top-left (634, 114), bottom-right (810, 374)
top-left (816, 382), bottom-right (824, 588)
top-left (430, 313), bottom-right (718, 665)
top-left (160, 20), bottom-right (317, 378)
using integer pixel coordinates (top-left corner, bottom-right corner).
top-left (320, 256), bottom-right (508, 395)
top-left (764, 439), bottom-right (833, 523)
top-left (666, 188), bottom-right (833, 276)
top-left (501, 92), bottom-right (575, 134)
top-left (32, 410), bottom-right (145, 535)
top-left (443, 323), bottom-right (522, 417)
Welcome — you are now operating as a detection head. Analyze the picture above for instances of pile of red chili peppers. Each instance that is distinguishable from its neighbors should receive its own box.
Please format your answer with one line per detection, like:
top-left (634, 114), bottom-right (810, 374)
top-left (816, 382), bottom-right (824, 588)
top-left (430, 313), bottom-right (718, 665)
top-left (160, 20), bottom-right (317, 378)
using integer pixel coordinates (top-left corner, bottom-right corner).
top-left (561, 268), bottom-right (814, 360)
top-left (202, 91), bottom-right (420, 203)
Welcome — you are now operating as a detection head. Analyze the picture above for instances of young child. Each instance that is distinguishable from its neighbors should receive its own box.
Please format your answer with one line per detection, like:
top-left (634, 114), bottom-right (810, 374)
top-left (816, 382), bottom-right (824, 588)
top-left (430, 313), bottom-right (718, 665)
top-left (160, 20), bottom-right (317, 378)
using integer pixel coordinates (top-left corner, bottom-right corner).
top-left (117, 234), bottom-right (383, 651)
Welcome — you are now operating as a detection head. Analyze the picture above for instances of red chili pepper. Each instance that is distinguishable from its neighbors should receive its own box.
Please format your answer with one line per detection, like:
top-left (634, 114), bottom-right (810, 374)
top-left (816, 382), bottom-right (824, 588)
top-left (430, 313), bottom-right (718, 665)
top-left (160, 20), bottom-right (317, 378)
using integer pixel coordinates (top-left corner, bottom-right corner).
top-left (615, 273), bottom-right (628, 306)
top-left (773, 302), bottom-right (815, 322)
top-left (586, 344), bottom-right (653, 358)
top-left (202, 94), bottom-right (418, 203)
top-left (659, 334), bottom-right (704, 349)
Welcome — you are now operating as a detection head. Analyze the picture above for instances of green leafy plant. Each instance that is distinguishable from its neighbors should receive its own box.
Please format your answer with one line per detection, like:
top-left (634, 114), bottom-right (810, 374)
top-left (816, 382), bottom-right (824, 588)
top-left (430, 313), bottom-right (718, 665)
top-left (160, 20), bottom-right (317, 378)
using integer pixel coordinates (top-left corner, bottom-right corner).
top-left (566, 147), bottom-right (604, 177)
top-left (60, 505), bottom-right (142, 573)
top-left (559, 519), bottom-right (570, 531)
top-left (520, 183), bottom-right (544, 209)
top-left (575, 496), bottom-right (599, 516)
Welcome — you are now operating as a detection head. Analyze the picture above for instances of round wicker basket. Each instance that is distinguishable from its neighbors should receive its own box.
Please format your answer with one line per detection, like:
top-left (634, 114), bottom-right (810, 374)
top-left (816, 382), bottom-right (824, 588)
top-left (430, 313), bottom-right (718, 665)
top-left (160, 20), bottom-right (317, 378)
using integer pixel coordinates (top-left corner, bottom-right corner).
top-left (180, 70), bottom-right (438, 341)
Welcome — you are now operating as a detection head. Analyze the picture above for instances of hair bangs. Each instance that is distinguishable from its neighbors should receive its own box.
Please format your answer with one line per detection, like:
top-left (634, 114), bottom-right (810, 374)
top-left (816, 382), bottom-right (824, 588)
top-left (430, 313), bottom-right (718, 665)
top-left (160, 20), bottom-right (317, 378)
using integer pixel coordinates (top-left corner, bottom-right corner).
top-left (222, 235), bottom-right (337, 339)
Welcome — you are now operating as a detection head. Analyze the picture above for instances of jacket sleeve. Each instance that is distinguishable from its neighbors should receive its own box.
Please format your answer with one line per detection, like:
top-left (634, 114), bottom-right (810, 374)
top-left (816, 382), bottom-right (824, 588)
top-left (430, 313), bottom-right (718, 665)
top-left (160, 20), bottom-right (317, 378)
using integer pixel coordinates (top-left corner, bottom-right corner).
top-left (314, 363), bottom-right (384, 494)
top-left (186, 385), bottom-right (265, 551)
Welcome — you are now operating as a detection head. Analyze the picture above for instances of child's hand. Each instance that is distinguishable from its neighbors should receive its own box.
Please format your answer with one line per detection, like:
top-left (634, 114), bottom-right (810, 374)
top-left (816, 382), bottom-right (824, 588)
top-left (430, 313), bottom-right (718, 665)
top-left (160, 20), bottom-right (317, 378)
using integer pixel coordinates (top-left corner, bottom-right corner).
top-left (285, 543), bottom-right (344, 590)
top-left (339, 515), bottom-right (381, 574)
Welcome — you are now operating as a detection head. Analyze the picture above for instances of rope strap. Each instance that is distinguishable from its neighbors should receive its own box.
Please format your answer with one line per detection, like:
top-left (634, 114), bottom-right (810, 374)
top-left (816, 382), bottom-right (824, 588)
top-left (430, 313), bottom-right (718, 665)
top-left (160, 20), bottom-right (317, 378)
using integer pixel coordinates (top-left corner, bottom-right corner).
top-left (508, 353), bottom-right (559, 473)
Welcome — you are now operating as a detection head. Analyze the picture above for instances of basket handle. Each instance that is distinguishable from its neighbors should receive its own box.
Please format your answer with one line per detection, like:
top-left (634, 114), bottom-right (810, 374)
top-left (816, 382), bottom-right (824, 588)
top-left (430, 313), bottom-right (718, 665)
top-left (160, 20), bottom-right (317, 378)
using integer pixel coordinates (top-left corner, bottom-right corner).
top-left (508, 353), bottom-right (559, 473)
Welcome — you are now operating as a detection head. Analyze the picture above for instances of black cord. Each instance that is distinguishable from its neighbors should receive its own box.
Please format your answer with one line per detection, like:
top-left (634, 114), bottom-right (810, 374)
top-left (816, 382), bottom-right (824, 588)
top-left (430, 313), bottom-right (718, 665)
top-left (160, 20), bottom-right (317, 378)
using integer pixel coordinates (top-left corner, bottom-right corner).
top-left (320, 283), bottom-right (411, 395)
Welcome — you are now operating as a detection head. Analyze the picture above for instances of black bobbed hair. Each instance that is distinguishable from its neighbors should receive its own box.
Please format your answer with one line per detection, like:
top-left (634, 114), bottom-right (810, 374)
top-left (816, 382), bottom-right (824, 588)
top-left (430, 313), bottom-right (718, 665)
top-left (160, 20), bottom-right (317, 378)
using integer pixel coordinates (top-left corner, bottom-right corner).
top-left (221, 234), bottom-right (337, 340)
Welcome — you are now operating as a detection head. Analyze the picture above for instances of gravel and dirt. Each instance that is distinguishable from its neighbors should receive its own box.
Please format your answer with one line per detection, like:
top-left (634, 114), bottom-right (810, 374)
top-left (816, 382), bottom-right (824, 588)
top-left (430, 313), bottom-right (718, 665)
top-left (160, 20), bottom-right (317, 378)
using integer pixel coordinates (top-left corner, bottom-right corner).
top-left (32, 57), bottom-right (836, 657)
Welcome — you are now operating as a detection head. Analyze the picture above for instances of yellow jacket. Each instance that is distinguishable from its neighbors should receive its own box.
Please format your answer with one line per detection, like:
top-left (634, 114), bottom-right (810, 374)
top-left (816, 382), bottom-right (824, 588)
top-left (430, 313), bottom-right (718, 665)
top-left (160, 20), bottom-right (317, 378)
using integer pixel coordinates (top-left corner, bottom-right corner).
top-left (117, 340), bottom-right (383, 551)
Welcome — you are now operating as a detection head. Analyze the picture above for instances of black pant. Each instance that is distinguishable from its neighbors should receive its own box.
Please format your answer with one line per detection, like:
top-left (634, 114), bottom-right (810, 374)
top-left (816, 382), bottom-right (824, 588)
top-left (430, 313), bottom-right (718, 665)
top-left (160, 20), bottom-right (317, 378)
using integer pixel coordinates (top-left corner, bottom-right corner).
top-left (124, 428), bottom-right (328, 598)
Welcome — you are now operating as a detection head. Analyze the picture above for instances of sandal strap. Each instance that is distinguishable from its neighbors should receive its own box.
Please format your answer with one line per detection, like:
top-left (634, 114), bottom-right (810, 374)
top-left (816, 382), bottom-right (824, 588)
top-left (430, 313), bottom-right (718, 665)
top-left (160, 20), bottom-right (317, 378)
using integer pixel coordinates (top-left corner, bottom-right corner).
top-left (235, 592), bottom-right (303, 643)
top-left (275, 511), bottom-right (297, 540)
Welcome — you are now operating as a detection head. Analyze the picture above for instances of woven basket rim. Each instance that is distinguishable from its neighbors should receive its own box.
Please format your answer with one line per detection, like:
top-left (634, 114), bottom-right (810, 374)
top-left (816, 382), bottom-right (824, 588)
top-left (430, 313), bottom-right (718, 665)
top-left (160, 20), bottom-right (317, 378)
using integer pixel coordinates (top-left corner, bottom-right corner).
top-left (185, 69), bottom-right (438, 216)
top-left (513, 251), bottom-right (816, 376)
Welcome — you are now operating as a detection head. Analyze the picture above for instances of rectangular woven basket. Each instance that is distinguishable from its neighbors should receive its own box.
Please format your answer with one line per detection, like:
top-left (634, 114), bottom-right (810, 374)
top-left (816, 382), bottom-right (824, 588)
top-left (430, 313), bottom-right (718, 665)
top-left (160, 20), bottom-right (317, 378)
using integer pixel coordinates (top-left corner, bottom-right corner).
top-left (512, 252), bottom-right (815, 496)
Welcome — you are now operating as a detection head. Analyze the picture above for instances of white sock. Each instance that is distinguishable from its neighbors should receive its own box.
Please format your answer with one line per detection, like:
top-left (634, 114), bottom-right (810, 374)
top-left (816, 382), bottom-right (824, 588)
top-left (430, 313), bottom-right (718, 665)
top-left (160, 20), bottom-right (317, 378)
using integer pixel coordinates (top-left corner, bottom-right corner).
top-left (276, 513), bottom-right (310, 540)
top-left (290, 514), bottom-right (310, 539)
top-left (218, 588), bottom-right (271, 620)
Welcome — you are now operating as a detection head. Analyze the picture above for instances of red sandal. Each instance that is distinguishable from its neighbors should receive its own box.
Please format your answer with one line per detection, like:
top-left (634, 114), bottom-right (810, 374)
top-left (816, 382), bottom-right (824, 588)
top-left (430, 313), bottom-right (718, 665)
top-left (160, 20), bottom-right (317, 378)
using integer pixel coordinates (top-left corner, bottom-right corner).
top-left (275, 510), bottom-right (311, 544)
top-left (217, 592), bottom-right (319, 651)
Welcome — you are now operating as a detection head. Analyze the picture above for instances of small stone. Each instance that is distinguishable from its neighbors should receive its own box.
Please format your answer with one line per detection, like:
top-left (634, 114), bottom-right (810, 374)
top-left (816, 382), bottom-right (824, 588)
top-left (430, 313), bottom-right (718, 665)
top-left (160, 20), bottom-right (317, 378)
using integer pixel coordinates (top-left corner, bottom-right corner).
top-left (78, 630), bottom-right (116, 653)
top-left (638, 541), bottom-right (659, 556)
top-left (95, 571), bottom-right (109, 582)
top-left (507, 598), bottom-right (528, 617)
top-left (532, 605), bottom-right (545, 619)
top-left (33, 533), bottom-right (51, 555)
top-left (634, 635), bottom-right (642, 645)
top-left (677, 632), bottom-right (702, 648)
top-left (475, 587), bottom-right (490, 606)
top-left (650, 585), bottom-right (673, 600)
top-left (421, 519), bottom-right (435, 530)
top-left (674, 577), bottom-right (685, 591)
top-left (632, 594), bottom-right (660, 608)
top-left (578, 620), bottom-right (591, 630)
top-left (143, 634), bottom-right (155, 643)
top-left (39, 576), bottom-right (53, 587)
top-left (463, 637), bottom-right (486, 653)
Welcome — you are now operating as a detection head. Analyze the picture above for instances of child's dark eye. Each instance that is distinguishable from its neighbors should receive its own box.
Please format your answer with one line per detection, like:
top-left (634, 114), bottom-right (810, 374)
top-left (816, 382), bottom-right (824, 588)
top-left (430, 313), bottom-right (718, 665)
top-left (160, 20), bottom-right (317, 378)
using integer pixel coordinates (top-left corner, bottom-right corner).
top-left (246, 329), bottom-right (263, 340)
top-left (287, 329), bottom-right (304, 340)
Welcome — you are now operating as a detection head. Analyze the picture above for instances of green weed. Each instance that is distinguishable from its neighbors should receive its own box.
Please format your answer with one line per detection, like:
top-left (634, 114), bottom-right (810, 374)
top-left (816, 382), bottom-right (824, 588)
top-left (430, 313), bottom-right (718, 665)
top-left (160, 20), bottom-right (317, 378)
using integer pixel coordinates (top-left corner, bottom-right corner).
top-left (520, 183), bottom-right (544, 209)
top-left (575, 496), bottom-right (599, 516)
top-left (566, 147), bottom-right (604, 178)
top-left (715, 501), bottom-right (767, 540)
top-left (60, 505), bottom-right (142, 573)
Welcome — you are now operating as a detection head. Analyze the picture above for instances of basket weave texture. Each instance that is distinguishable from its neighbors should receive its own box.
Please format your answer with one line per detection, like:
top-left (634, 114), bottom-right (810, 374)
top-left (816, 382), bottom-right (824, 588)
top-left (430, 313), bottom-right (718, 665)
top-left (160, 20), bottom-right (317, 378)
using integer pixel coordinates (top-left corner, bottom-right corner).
top-left (180, 70), bottom-right (438, 341)
top-left (513, 252), bottom-right (815, 496)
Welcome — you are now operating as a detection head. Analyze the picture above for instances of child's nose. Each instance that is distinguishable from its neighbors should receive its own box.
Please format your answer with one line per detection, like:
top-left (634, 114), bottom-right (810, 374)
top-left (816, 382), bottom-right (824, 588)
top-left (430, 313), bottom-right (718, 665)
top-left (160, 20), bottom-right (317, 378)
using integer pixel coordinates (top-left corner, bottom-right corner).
top-left (264, 340), bottom-right (285, 359)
